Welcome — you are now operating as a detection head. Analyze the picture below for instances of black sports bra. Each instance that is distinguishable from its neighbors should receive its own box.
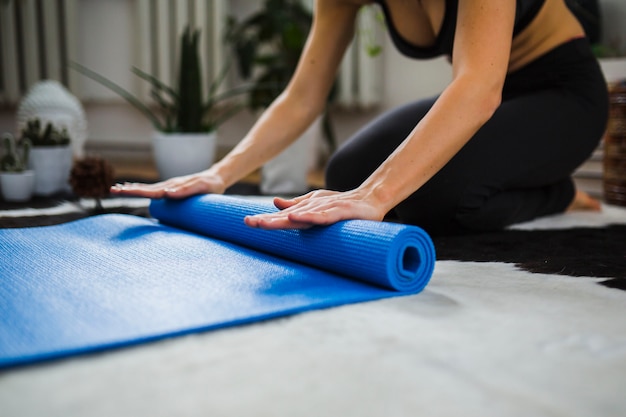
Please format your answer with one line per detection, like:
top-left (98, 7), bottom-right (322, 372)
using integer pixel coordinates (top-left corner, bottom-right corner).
top-left (375, 0), bottom-right (546, 59)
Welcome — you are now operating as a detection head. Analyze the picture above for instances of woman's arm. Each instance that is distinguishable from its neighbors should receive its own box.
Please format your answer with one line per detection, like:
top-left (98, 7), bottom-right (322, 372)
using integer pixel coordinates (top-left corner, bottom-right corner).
top-left (112, 0), bottom-right (361, 198)
top-left (208, 0), bottom-right (361, 189)
top-left (246, 0), bottom-right (517, 229)
top-left (359, 0), bottom-right (516, 210)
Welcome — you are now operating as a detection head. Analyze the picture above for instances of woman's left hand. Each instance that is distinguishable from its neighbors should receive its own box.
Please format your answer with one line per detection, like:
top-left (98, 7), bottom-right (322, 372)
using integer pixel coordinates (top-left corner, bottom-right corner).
top-left (244, 189), bottom-right (386, 230)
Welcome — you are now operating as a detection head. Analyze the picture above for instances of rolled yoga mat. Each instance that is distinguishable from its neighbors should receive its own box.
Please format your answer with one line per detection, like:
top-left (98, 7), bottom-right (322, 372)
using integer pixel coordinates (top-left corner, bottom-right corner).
top-left (0, 194), bottom-right (435, 368)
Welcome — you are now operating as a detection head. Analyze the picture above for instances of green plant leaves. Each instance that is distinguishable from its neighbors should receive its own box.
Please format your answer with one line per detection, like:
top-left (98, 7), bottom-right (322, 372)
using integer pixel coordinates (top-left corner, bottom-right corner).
top-left (69, 26), bottom-right (251, 133)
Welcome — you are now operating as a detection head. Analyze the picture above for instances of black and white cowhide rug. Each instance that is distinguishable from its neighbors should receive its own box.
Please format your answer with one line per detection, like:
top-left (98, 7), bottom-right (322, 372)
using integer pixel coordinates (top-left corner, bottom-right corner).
top-left (434, 224), bottom-right (626, 289)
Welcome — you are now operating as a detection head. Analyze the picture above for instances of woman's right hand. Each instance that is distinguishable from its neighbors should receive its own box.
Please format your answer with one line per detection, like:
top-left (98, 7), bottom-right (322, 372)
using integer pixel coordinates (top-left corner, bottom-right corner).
top-left (110, 171), bottom-right (226, 199)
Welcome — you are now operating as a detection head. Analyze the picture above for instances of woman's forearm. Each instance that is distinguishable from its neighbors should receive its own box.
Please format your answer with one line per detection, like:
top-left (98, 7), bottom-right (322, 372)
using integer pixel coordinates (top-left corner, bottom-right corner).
top-left (208, 92), bottom-right (324, 189)
top-left (358, 75), bottom-right (502, 213)
top-left (208, 0), bottom-right (357, 190)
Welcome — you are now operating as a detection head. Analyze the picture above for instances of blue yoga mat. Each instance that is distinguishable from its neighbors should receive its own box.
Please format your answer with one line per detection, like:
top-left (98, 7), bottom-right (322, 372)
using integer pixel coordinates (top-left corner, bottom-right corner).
top-left (0, 195), bottom-right (435, 368)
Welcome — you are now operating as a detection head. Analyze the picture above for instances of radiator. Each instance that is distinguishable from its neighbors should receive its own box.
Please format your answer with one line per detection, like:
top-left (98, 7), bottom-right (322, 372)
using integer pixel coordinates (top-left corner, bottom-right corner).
top-left (134, 0), bottom-right (227, 101)
top-left (0, 0), bottom-right (77, 105)
top-left (0, 0), bottom-right (382, 108)
top-left (135, 0), bottom-right (382, 109)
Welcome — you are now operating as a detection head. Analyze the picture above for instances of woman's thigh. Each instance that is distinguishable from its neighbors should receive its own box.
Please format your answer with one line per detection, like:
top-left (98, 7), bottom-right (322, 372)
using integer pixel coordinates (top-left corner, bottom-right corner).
top-left (448, 88), bottom-right (606, 191)
top-left (396, 86), bottom-right (607, 232)
top-left (325, 96), bottom-right (438, 192)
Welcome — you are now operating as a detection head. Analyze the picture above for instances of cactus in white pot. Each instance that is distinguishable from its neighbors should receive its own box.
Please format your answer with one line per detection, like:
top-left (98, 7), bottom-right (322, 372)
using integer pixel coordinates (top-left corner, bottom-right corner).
top-left (70, 26), bottom-right (251, 179)
top-left (20, 118), bottom-right (73, 196)
top-left (0, 134), bottom-right (35, 202)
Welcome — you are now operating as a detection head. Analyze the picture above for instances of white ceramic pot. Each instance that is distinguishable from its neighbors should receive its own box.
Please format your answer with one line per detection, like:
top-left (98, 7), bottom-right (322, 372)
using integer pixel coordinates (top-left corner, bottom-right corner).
top-left (260, 117), bottom-right (321, 195)
top-left (0, 170), bottom-right (35, 202)
top-left (28, 146), bottom-right (73, 196)
top-left (153, 131), bottom-right (216, 180)
top-left (599, 57), bottom-right (626, 85)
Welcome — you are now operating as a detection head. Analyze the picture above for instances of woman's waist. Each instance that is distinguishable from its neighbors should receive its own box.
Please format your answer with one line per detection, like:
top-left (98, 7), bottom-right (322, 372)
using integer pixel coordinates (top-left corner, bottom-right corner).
top-left (503, 37), bottom-right (601, 96)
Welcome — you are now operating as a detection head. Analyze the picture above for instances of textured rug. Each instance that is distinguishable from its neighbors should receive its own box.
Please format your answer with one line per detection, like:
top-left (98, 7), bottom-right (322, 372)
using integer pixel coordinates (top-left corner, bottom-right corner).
top-left (1, 195), bottom-right (625, 417)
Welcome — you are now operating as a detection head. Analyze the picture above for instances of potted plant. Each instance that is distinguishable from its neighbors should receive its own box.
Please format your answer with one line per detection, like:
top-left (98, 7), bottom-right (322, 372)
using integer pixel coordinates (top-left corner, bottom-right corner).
top-left (20, 118), bottom-right (73, 196)
top-left (0, 134), bottom-right (35, 202)
top-left (226, 0), bottom-right (336, 194)
top-left (70, 26), bottom-right (249, 180)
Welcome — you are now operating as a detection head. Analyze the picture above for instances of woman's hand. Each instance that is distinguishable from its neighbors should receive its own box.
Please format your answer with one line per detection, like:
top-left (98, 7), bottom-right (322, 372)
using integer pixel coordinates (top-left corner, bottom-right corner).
top-left (110, 172), bottom-right (226, 199)
top-left (244, 189), bottom-right (387, 230)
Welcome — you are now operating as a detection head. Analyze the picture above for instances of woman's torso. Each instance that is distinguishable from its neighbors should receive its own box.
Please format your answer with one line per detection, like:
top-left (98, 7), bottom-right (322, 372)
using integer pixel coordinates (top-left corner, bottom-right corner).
top-left (369, 0), bottom-right (586, 72)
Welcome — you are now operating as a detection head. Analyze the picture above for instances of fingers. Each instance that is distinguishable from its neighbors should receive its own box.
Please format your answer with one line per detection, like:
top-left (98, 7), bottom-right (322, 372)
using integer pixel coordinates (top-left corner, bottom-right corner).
top-left (110, 182), bottom-right (170, 198)
top-left (244, 208), bottom-right (342, 230)
top-left (244, 214), bottom-right (313, 230)
top-left (286, 207), bottom-right (340, 225)
top-left (247, 195), bottom-right (347, 230)
top-left (273, 195), bottom-right (306, 210)
top-left (273, 190), bottom-right (338, 209)
top-left (110, 174), bottom-right (225, 199)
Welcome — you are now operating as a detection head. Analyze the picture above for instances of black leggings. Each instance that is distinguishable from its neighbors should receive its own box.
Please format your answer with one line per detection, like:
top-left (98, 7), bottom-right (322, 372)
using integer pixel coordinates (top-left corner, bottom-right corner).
top-left (326, 38), bottom-right (609, 235)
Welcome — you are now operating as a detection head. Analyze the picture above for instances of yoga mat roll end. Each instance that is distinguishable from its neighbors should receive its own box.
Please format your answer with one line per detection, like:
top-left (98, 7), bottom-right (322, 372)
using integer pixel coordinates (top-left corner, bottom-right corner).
top-left (388, 227), bottom-right (436, 293)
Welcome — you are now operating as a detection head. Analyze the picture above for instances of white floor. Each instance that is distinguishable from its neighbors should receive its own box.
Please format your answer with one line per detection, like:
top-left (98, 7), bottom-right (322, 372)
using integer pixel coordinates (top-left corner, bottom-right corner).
top-left (1, 202), bottom-right (625, 417)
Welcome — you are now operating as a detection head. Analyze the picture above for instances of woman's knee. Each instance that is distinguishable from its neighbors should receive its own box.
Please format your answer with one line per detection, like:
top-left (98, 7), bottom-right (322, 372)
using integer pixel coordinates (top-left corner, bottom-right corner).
top-left (324, 152), bottom-right (349, 191)
top-left (393, 181), bottom-right (470, 235)
top-left (325, 147), bottom-right (364, 191)
top-left (394, 180), bottom-right (507, 235)
top-left (326, 98), bottom-right (437, 191)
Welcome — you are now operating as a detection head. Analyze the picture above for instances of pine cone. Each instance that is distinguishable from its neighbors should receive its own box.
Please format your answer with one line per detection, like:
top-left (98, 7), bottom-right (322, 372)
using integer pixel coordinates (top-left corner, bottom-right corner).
top-left (70, 156), bottom-right (115, 199)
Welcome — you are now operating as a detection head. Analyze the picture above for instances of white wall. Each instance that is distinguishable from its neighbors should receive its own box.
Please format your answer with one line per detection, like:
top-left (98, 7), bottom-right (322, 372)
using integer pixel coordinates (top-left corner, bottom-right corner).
top-left (72, 0), bottom-right (152, 147)
top-left (0, 0), bottom-right (623, 152)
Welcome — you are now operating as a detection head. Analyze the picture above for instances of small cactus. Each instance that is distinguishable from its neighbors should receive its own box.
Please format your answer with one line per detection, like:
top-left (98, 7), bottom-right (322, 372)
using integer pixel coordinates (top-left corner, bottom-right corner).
top-left (20, 118), bottom-right (71, 147)
top-left (1, 134), bottom-right (31, 172)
